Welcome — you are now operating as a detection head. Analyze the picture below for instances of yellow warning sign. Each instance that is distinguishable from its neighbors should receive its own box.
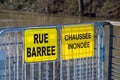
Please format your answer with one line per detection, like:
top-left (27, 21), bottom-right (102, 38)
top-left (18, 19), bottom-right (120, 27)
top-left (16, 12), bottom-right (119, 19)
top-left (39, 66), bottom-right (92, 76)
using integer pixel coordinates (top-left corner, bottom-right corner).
top-left (62, 24), bottom-right (94, 60)
top-left (24, 28), bottom-right (57, 63)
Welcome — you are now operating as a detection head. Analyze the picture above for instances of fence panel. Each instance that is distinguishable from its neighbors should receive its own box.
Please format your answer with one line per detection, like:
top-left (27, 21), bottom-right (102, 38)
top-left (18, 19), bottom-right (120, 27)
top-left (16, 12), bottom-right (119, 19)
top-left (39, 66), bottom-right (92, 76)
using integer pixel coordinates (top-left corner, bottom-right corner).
top-left (103, 21), bottom-right (120, 80)
top-left (0, 23), bottom-right (104, 80)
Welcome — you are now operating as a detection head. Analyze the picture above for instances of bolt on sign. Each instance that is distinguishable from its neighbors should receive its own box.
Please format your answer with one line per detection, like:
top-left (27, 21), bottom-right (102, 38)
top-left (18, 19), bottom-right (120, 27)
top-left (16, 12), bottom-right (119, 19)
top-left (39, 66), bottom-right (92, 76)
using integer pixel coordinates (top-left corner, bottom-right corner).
top-left (62, 24), bottom-right (94, 60)
top-left (24, 28), bottom-right (58, 63)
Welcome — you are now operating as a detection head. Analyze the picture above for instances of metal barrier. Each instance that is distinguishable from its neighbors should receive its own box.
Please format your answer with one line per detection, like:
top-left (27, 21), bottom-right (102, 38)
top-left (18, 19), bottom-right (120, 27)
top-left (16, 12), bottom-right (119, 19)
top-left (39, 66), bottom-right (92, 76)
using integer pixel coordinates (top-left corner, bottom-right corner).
top-left (0, 23), bottom-right (104, 80)
top-left (102, 21), bottom-right (120, 80)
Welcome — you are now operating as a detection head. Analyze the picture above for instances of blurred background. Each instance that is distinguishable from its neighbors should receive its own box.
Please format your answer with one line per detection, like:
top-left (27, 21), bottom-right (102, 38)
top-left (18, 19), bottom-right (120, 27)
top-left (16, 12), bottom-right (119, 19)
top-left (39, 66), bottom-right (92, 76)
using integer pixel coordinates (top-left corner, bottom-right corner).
top-left (0, 0), bottom-right (120, 27)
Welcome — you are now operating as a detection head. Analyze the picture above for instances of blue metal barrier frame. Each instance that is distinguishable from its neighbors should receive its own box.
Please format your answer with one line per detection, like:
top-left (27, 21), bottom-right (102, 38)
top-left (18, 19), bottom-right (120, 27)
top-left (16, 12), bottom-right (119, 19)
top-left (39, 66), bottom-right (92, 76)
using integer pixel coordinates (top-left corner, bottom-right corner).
top-left (99, 22), bottom-right (113, 80)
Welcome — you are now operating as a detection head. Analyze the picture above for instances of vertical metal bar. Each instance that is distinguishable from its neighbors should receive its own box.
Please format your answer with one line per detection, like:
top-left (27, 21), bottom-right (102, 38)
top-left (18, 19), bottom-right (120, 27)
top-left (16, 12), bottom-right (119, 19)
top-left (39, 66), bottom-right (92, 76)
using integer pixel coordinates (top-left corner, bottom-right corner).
top-left (0, 61), bottom-right (2, 80)
top-left (21, 30), bottom-right (23, 80)
top-left (3, 61), bottom-right (4, 80)
top-left (86, 58), bottom-right (88, 80)
top-left (7, 33), bottom-right (11, 80)
top-left (4, 60), bottom-right (7, 80)
top-left (16, 32), bottom-right (19, 80)
top-left (87, 58), bottom-right (89, 80)
top-left (60, 52), bottom-right (62, 80)
top-left (2, 35), bottom-right (5, 80)
top-left (98, 22), bottom-right (105, 80)
top-left (0, 37), bottom-right (1, 80)
top-left (108, 25), bottom-right (113, 80)
top-left (66, 60), bottom-right (70, 80)
top-left (24, 64), bottom-right (26, 80)
top-left (91, 57), bottom-right (92, 80)
top-left (4, 34), bottom-right (7, 80)
top-left (3, 61), bottom-right (5, 80)
top-left (80, 59), bottom-right (82, 80)
top-left (0, 64), bottom-right (1, 80)
top-left (96, 35), bottom-right (98, 80)
top-left (45, 62), bottom-right (49, 80)
top-left (1, 35), bottom-right (4, 80)
top-left (97, 34), bottom-right (100, 80)
top-left (14, 31), bottom-right (19, 80)
top-left (73, 59), bottom-right (75, 80)
top-left (81, 58), bottom-right (83, 80)
top-left (73, 59), bottom-right (76, 80)
top-left (30, 63), bottom-right (34, 80)
top-left (101, 62), bottom-right (104, 80)
top-left (38, 63), bottom-right (41, 80)
top-left (95, 32), bottom-right (99, 80)
top-left (21, 29), bottom-right (25, 80)
top-left (53, 61), bottom-right (55, 80)
top-left (30, 64), bottom-right (32, 80)
top-left (99, 22), bottom-right (106, 80)
top-left (22, 29), bottom-right (26, 80)
top-left (75, 59), bottom-right (77, 80)
top-left (14, 32), bottom-right (16, 80)
top-left (89, 57), bottom-right (91, 80)
top-left (0, 36), bottom-right (2, 80)
top-left (101, 34), bottom-right (105, 80)
top-left (32, 64), bottom-right (34, 80)
top-left (84, 59), bottom-right (85, 80)
top-left (80, 58), bottom-right (83, 80)
top-left (60, 28), bottom-right (63, 80)
top-left (92, 56), bottom-right (94, 80)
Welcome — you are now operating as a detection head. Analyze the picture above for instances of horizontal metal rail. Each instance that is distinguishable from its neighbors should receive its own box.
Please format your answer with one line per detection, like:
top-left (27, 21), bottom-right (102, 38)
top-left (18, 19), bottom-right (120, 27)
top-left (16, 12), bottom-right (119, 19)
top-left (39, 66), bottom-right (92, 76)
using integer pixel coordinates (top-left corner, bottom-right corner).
top-left (112, 74), bottom-right (120, 78)
top-left (112, 70), bottom-right (120, 74)
top-left (112, 56), bottom-right (120, 59)
top-left (112, 67), bottom-right (120, 71)
top-left (0, 42), bottom-right (23, 46)
top-left (112, 48), bottom-right (120, 50)
top-left (112, 62), bottom-right (120, 66)
top-left (112, 35), bottom-right (120, 38)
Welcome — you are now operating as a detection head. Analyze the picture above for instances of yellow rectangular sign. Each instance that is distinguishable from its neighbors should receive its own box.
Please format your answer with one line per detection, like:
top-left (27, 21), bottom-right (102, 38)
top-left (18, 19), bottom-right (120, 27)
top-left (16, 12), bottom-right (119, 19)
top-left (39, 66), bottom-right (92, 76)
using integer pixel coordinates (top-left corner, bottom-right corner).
top-left (24, 28), bottom-right (58, 63)
top-left (62, 24), bottom-right (94, 60)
